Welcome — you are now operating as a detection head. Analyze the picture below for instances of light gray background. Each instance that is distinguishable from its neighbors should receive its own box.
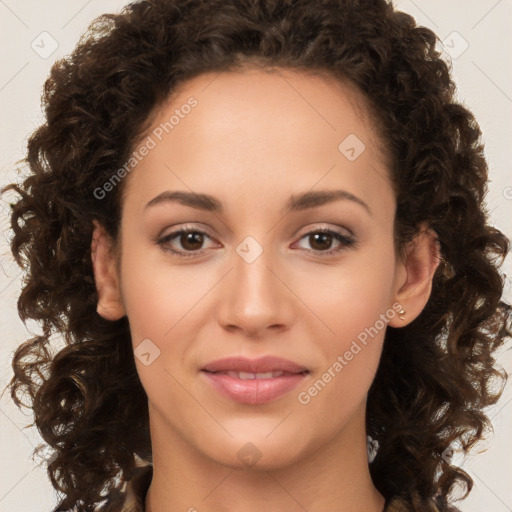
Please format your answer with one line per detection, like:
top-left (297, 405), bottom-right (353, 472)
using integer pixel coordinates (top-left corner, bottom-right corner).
top-left (1, 1), bottom-right (511, 510)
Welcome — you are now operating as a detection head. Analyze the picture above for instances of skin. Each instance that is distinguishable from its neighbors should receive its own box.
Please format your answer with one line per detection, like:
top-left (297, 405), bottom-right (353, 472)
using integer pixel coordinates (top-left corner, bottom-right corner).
top-left (91, 67), bottom-right (440, 512)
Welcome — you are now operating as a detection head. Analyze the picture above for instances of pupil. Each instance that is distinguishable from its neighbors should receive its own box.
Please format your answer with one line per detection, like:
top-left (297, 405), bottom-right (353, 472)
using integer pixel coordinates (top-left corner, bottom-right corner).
top-left (311, 233), bottom-right (331, 250)
top-left (183, 232), bottom-right (203, 250)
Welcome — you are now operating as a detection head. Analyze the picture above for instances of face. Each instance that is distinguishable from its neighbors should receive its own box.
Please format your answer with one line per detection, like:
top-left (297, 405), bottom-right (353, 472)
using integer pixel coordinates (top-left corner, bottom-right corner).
top-left (93, 67), bottom-right (425, 471)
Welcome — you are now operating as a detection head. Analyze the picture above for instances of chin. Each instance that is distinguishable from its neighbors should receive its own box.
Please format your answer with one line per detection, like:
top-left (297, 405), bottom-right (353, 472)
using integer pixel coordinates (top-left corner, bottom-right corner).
top-left (199, 433), bottom-right (309, 471)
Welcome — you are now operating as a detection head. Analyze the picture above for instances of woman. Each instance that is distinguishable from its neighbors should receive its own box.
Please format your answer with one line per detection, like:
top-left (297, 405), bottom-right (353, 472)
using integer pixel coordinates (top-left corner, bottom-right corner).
top-left (2, 0), bottom-right (510, 511)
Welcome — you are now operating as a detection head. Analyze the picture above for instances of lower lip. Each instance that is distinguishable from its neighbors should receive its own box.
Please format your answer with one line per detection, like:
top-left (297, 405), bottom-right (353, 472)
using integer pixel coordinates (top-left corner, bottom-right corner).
top-left (201, 371), bottom-right (307, 405)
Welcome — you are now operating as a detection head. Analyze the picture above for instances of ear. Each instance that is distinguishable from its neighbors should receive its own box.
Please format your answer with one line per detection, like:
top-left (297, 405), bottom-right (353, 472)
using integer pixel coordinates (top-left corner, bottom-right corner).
top-left (388, 224), bottom-right (441, 327)
top-left (91, 220), bottom-right (126, 321)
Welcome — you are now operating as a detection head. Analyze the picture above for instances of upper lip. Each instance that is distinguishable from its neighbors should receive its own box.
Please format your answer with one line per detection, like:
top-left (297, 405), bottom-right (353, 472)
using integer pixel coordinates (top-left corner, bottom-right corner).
top-left (202, 356), bottom-right (309, 374)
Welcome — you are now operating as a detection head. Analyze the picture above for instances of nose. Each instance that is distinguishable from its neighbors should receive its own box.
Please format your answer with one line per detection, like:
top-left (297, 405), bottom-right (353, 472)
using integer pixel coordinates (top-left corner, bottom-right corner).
top-left (216, 242), bottom-right (295, 338)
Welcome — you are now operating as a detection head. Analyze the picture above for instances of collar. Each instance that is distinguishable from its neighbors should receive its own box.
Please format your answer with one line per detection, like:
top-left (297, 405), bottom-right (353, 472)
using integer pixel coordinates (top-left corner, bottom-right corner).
top-left (120, 464), bottom-right (153, 512)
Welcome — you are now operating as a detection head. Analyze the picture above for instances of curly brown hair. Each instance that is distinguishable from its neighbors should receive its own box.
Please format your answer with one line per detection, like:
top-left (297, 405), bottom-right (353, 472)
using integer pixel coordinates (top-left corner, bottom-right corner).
top-left (2, 0), bottom-right (511, 510)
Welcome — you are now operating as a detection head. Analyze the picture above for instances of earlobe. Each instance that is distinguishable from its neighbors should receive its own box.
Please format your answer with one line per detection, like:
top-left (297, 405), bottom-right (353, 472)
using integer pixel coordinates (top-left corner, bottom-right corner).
top-left (91, 220), bottom-right (126, 321)
top-left (388, 225), bottom-right (441, 328)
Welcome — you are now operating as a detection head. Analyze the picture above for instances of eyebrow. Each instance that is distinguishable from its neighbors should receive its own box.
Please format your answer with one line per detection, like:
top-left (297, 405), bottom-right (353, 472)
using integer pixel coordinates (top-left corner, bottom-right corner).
top-left (144, 189), bottom-right (372, 215)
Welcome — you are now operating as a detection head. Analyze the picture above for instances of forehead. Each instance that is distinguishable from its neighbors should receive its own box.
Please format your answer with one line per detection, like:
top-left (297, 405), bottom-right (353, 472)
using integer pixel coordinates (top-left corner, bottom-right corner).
top-left (156, 66), bottom-right (384, 158)
top-left (122, 67), bottom-right (393, 216)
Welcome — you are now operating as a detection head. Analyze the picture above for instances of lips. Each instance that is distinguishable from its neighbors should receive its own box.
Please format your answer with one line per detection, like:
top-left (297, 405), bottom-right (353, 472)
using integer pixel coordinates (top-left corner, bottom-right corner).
top-left (201, 356), bottom-right (309, 405)
top-left (223, 370), bottom-right (286, 379)
top-left (202, 356), bottom-right (309, 375)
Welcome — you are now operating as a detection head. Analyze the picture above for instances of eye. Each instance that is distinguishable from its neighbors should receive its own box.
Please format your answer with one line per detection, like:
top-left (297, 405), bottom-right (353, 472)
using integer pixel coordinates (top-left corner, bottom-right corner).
top-left (155, 227), bottom-right (217, 257)
top-left (155, 226), bottom-right (356, 258)
top-left (294, 228), bottom-right (356, 255)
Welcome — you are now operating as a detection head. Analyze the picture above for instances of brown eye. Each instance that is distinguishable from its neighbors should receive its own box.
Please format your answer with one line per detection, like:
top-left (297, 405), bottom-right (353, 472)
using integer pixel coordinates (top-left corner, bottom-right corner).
top-left (179, 231), bottom-right (205, 251)
top-left (308, 232), bottom-right (334, 251)
top-left (156, 228), bottom-right (216, 257)
top-left (295, 229), bottom-right (355, 255)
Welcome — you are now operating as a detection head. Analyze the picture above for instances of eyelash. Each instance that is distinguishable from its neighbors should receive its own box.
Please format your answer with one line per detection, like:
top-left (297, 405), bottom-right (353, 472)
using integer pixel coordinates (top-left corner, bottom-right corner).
top-left (155, 226), bottom-right (356, 258)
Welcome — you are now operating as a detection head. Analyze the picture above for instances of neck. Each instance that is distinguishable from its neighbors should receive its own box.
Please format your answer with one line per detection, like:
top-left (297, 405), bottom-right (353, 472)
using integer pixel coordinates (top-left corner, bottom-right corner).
top-left (144, 403), bottom-right (385, 512)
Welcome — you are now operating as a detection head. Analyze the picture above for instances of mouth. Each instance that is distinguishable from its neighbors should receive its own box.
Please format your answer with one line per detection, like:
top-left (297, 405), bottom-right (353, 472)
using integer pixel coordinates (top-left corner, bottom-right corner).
top-left (204, 370), bottom-right (307, 379)
top-left (201, 355), bottom-right (309, 374)
top-left (200, 356), bottom-right (309, 404)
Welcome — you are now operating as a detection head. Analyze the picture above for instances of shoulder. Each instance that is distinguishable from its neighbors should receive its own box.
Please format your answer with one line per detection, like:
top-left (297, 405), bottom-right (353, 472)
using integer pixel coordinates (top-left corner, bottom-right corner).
top-left (97, 464), bottom-right (153, 512)
top-left (386, 496), bottom-right (462, 511)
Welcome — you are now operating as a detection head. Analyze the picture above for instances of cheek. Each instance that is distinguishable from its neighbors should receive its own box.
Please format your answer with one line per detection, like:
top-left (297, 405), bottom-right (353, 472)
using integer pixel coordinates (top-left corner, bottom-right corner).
top-left (294, 277), bottom-right (393, 428)
top-left (118, 241), bottom-right (235, 404)
top-left (294, 240), bottom-right (397, 345)
top-left (119, 236), bottom-right (206, 339)
top-left (293, 240), bottom-right (396, 399)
